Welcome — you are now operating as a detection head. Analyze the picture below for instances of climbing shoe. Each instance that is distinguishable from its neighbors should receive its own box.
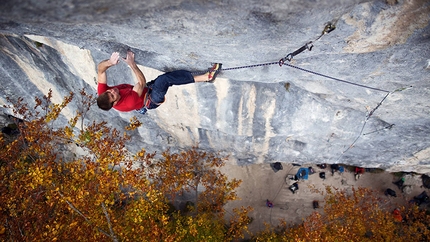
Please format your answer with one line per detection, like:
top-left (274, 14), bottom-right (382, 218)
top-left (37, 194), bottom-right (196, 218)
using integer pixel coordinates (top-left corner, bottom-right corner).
top-left (207, 63), bottom-right (222, 83)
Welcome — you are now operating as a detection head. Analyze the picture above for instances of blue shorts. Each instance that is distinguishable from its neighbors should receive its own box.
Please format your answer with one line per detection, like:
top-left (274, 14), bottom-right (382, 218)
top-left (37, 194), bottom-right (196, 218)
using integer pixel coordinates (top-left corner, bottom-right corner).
top-left (136, 70), bottom-right (194, 114)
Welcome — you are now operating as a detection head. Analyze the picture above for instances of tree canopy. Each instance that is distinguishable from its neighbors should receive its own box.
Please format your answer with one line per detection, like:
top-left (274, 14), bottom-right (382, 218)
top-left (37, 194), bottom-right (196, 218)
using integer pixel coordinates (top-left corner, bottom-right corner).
top-left (253, 186), bottom-right (430, 241)
top-left (0, 89), bottom-right (251, 241)
top-left (2, 89), bottom-right (429, 242)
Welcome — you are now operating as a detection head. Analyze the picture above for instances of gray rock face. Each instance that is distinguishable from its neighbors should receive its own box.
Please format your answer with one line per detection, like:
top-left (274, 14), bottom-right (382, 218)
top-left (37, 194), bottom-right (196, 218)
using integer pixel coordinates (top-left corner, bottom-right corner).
top-left (0, 0), bottom-right (429, 172)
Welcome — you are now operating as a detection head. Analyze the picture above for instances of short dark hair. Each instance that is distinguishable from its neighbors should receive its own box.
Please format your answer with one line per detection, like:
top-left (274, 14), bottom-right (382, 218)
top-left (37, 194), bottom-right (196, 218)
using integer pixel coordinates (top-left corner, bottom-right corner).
top-left (97, 92), bottom-right (114, 111)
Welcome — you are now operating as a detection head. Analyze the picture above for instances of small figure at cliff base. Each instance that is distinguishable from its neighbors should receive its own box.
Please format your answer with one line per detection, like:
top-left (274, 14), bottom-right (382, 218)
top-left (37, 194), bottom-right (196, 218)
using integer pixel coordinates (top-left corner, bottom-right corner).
top-left (96, 51), bottom-right (221, 114)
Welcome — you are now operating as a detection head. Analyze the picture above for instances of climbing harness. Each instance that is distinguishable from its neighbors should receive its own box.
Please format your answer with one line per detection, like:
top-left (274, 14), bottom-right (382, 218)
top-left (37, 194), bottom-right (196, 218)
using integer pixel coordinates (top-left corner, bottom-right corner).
top-left (136, 85), bottom-right (165, 115)
top-left (279, 22), bottom-right (336, 66)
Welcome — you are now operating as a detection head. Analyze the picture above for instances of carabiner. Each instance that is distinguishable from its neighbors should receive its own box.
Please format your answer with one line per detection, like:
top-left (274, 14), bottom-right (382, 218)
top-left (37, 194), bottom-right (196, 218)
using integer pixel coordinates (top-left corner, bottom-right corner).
top-left (279, 53), bottom-right (292, 66)
top-left (322, 23), bottom-right (336, 35)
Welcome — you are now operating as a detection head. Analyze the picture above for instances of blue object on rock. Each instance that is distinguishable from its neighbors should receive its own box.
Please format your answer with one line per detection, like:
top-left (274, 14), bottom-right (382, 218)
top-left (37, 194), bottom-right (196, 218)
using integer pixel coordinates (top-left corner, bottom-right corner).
top-left (296, 168), bottom-right (309, 180)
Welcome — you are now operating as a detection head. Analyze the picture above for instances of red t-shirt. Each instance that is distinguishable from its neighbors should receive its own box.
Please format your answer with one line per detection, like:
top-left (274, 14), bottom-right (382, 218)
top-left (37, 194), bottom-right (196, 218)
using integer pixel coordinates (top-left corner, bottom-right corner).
top-left (98, 83), bottom-right (148, 112)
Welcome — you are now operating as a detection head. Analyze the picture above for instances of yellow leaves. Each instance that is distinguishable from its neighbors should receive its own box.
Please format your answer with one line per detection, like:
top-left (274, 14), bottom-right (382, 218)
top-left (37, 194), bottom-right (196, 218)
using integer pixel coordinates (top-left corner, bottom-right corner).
top-left (125, 117), bottom-right (142, 130)
top-left (2, 91), bottom-right (254, 241)
top-left (137, 149), bottom-right (146, 157)
top-left (29, 165), bottom-right (52, 188)
top-left (68, 115), bottom-right (79, 128)
top-left (45, 105), bottom-right (59, 123)
top-left (255, 186), bottom-right (430, 242)
top-left (65, 126), bottom-right (74, 138)
top-left (187, 218), bottom-right (198, 237)
top-left (104, 199), bottom-right (114, 206)
top-left (161, 214), bottom-right (169, 226)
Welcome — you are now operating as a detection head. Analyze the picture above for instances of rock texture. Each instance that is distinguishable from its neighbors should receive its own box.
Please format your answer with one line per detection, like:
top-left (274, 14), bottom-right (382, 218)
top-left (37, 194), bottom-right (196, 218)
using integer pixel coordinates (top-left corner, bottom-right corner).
top-left (0, 0), bottom-right (429, 172)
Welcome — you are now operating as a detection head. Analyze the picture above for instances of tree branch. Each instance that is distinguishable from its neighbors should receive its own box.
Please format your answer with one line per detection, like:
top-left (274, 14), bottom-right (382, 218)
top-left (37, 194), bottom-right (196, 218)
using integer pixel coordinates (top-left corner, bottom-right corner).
top-left (57, 191), bottom-right (111, 238)
top-left (101, 202), bottom-right (118, 242)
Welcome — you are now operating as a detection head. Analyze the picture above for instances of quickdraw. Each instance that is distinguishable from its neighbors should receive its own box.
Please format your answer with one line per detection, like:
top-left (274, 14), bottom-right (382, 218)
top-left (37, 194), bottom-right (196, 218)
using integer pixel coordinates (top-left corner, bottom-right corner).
top-left (195, 21), bottom-right (390, 94)
top-left (192, 21), bottom-right (395, 166)
top-left (279, 22), bottom-right (336, 66)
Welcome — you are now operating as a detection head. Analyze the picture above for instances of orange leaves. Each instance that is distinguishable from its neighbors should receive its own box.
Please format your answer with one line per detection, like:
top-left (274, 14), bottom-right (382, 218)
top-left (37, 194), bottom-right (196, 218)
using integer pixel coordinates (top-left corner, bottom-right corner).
top-left (146, 147), bottom-right (251, 240)
top-left (64, 126), bottom-right (74, 138)
top-left (136, 148), bottom-right (146, 158)
top-left (125, 117), bottom-right (142, 131)
top-left (28, 164), bottom-right (53, 188)
top-left (151, 148), bottom-right (235, 205)
top-left (0, 91), bottom-right (253, 241)
top-left (254, 186), bottom-right (430, 241)
top-left (226, 206), bottom-right (254, 240)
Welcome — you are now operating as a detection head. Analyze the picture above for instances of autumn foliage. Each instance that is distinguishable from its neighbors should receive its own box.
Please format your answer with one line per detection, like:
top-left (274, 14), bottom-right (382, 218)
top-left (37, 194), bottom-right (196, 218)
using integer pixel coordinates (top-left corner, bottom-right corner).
top-left (254, 187), bottom-right (430, 241)
top-left (2, 89), bottom-right (428, 242)
top-left (0, 90), bottom-right (251, 241)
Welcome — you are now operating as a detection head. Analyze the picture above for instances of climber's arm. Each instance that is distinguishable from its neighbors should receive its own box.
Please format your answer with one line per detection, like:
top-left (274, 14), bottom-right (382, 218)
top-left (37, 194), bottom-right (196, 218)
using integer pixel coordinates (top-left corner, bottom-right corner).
top-left (97, 52), bottom-right (120, 85)
top-left (122, 50), bottom-right (147, 97)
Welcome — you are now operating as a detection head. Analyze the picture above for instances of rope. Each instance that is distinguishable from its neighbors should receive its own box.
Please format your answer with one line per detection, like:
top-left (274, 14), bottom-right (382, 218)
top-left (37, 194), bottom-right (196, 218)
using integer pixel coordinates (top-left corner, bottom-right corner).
top-left (211, 60), bottom-right (393, 165)
top-left (222, 62), bottom-right (279, 71)
top-left (280, 63), bottom-right (390, 93)
top-left (363, 124), bottom-right (394, 136)
top-left (190, 61), bottom-right (279, 76)
top-left (189, 22), bottom-right (392, 163)
top-left (195, 60), bottom-right (389, 94)
top-left (333, 91), bottom-right (390, 162)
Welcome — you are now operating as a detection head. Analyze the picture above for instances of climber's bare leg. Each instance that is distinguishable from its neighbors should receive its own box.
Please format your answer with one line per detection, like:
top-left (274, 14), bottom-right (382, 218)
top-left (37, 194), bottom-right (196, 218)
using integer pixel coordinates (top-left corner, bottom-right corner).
top-left (193, 73), bottom-right (211, 82)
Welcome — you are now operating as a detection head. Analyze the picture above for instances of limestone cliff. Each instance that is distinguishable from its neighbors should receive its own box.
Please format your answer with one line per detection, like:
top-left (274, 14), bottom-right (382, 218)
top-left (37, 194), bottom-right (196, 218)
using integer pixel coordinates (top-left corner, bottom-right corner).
top-left (0, 0), bottom-right (429, 172)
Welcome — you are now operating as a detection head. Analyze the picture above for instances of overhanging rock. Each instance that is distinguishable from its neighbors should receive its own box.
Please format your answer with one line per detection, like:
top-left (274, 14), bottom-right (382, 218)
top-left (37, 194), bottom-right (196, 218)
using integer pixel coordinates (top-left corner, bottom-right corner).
top-left (0, 0), bottom-right (429, 172)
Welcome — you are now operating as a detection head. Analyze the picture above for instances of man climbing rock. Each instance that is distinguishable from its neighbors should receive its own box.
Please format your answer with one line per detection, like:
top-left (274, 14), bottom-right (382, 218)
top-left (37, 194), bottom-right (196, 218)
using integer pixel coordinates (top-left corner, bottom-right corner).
top-left (97, 51), bottom-right (221, 114)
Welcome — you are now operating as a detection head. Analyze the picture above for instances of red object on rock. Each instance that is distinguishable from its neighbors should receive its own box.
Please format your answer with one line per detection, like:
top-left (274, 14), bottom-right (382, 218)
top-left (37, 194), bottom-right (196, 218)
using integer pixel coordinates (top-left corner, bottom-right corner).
top-left (393, 208), bottom-right (403, 222)
top-left (355, 167), bottom-right (365, 174)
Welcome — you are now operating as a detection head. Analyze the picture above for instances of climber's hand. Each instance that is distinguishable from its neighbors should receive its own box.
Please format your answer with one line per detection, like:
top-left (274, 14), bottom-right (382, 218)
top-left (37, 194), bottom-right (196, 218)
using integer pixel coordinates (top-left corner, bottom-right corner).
top-left (109, 52), bottom-right (120, 66)
top-left (123, 50), bottom-right (136, 66)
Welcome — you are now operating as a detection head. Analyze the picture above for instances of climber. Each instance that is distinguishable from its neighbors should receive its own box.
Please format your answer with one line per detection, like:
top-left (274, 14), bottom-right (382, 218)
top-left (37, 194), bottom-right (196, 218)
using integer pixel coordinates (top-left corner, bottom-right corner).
top-left (96, 51), bottom-right (222, 114)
